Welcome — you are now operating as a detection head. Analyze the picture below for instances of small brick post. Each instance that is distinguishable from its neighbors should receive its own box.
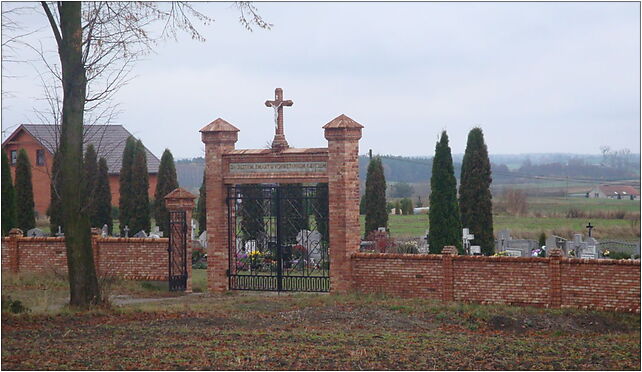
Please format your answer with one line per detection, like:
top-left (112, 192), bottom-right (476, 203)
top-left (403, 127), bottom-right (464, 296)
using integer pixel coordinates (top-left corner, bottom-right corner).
top-left (441, 246), bottom-right (458, 302)
top-left (324, 114), bottom-right (363, 293)
top-left (548, 247), bottom-right (563, 308)
top-left (165, 187), bottom-right (198, 293)
top-left (200, 118), bottom-right (239, 292)
top-left (7, 228), bottom-right (23, 273)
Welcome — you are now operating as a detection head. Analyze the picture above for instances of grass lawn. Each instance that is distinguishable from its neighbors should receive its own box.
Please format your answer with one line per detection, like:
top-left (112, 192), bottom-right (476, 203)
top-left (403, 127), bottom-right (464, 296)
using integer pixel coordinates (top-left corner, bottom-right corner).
top-left (2, 271), bottom-right (640, 370)
top-left (361, 214), bottom-right (639, 241)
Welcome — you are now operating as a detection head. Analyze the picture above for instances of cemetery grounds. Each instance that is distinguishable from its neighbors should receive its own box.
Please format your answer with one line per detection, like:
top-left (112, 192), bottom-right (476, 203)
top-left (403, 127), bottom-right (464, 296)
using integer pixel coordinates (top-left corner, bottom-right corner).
top-left (2, 270), bottom-right (640, 370)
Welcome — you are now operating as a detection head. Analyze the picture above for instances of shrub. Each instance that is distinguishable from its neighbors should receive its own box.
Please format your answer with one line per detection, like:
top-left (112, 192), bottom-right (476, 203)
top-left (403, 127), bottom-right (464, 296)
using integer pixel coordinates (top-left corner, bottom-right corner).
top-left (500, 188), bottom-right (528, 216)
top-left (393, 240), bottom-right (419, 254)
top-left (608, 251), bottom-right (631, 260)
top-left (1, 296), bottom-right (30, 314)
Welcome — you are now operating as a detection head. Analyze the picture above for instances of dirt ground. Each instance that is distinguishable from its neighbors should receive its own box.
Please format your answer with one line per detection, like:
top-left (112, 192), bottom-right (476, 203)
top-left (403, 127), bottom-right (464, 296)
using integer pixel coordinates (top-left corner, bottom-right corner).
top-left (2, 292), bottom-right (640, 370)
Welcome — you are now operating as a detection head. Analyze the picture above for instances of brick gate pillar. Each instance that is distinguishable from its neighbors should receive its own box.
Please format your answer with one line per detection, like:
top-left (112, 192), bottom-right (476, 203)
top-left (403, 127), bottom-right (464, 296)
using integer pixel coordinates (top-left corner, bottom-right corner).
top-left (200, 118), bottom-right (239, 292)
top-left (165, 187), bottom-right (197, 293)
top-left (324, 114), bottom-right (363, 293)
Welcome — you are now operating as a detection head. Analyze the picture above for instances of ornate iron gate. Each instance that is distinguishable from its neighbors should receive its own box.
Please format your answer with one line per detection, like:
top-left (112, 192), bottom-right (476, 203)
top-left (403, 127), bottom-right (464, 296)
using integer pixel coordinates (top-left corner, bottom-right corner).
top-left (168, 210), bottom-right (188, 291)
top-left (227, 184), bottom-right (329, 292)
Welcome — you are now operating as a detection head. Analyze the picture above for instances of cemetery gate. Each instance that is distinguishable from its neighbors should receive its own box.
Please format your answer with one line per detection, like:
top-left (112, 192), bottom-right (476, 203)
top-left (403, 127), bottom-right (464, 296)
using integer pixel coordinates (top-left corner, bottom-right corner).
top-left (168, 210), bottom-right (188, 291)
top-left (227, 184), bottom-right (330, 292)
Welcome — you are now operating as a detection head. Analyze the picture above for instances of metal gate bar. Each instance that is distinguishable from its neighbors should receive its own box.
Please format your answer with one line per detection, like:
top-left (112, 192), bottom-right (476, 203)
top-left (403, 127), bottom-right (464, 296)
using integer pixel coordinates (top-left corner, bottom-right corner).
top-left (168, 210), bottom-right (188, 291)
top-left (227, 184), bottom-right (329, 292)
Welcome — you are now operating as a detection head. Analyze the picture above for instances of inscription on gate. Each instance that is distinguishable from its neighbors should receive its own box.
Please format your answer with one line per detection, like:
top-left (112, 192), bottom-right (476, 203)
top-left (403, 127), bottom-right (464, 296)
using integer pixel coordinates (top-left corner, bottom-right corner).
top-left (229, 161), bottom-right (327, 174)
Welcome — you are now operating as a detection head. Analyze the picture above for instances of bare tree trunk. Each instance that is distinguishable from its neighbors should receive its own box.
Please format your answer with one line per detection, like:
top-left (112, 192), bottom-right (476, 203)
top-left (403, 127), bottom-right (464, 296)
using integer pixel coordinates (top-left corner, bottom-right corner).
top-left (47, 1), bottom-right (101, 307)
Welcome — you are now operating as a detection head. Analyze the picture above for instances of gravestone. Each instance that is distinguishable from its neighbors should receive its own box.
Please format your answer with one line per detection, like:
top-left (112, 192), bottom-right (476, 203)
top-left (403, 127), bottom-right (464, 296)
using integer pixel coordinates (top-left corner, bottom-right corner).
top-left (133, 230), bottom-right (147, 238)
top-left (296, 230), bottom-right (323, 262)
top-left (566, 234), bottom-right (599, 259)
top-left (495, 229), bottom-right (538, 257)
top-left (26, 228), bottom-right (46, 237)
top-left (198, 231), bottom-right (207, 249)
top-left (150, 226), bottom-right (163, 238)
top-left (101, 224), bottom-right (109, 237)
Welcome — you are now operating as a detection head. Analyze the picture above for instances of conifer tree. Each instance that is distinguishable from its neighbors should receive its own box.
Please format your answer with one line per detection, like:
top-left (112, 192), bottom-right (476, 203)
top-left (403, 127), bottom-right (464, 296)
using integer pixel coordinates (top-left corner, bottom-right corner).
top-left (15, 149), bottom-right (36, 232)
top-left (401, 198), bottom-right (414, 215)
top-left (129, 140), bottom-right (151, 234)
top-left (239, 184), bottom-right (265, 242)
top-left (280, 184), bottom-right (309, 244)
top-left (197, 170), bottom-right (206, 235)
top-left (48, 151), bottom-right (64, 233)
top-left (118, 136), bottom-right (136, 234)
top-left (82, 144), bottom-right (98, 223)
top-left (459, 127), bottom-right (494, 255)
top-left (314, 183), bottom-right (329, 241)
top-left (93, 158), bottom-right (113, 234)
top-left (154, 149), bottom-right (179, 235)
top-left (428, 131), bottom-right (462, 253)
top-left (1, 151), bottom-right (17, 235)
top-left (364, 157), bottom-right (388, 236)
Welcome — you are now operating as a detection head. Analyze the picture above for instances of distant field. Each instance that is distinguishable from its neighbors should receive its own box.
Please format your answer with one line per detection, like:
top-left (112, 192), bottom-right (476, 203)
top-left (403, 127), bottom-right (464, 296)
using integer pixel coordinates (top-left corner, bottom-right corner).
top-left (361, 196), bottom-right (641, 241)
top-left (360, 214), bottom-right (639, 241)
top-left (527, 197), bottom-right (641, 214)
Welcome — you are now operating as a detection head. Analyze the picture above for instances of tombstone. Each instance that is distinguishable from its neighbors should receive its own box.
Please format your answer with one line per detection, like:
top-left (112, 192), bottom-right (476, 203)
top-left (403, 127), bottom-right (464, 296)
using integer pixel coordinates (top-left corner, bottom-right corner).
top-left (244, 240), bottom-right (257, 254)
top-left (191, 219), bottom-right (198, 240)
top-left (123, 225), bottom-right (130, 238)
top-left (150, 226), bottom-right (163, 238)
top-left (296, 230), bottom-right (323, 262)
top-left (133, 230), bottom-right (147, 238)
top-left (470, 245), bottom-right (481, 255)
top-left (566, 234), bottom-right (599, 259)
top-left (55, 226), bottom-right (64, 237)
top-left (198, 231), bottom-right (207, 249)
top-left (26, 228), bottom-right (46, 237)
top-left (101, 224), bottom-right (109, 237)
top-left (495, 229), bottom-right (537, 257)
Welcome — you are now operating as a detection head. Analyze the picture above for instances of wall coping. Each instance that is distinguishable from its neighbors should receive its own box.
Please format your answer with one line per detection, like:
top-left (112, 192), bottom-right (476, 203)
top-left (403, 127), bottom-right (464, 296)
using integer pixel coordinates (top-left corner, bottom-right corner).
top-left (7, 236), bottom-right (169, 243)
top-left (96, 237), bottom-right (169, 243)
top-left (561, 257), bottom-right (641, 266)
top-left (352, 252), bottom-right (443, 260)
top-left (15, 237), bottom-right (65, 242)
top-left (351, 252), bottom-right (640, 265)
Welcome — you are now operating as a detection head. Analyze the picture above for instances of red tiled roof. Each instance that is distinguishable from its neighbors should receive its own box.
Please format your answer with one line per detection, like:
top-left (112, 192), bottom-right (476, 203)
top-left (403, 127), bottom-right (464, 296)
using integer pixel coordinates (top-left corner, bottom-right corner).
top-left (598, 185), bottom-right (640, 196)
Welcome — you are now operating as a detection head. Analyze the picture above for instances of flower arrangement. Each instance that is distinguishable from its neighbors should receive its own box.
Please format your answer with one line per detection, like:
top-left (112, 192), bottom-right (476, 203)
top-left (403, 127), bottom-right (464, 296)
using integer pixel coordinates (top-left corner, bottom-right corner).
top-left (493, 251), bottom-right (509, 256)
top-left (602, 249), bottom-right (610, 257)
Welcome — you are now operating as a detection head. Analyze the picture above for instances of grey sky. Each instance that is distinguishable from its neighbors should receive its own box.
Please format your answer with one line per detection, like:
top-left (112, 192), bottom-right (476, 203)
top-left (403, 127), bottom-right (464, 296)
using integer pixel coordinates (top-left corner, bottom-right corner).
top-left (2, 1), bottom-right (640, 159)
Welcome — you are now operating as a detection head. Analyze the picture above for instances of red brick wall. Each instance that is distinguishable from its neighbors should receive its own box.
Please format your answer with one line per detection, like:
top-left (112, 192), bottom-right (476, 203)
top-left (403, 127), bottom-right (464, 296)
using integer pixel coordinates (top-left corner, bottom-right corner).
top-left (352, 252), bottom-right (641, 312)
top-left (351, 253), bottom-right (443, 299)
top-left (453, 256), bottom-right (550, 306)
top-left (560, 259), bottom-right (641, 311)
top-left (1, 236), bottom-right (170, 281)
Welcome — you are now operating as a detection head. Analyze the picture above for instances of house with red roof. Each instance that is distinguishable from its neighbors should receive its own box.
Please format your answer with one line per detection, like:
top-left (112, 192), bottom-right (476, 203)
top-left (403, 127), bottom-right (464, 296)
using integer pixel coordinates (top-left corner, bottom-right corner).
top-left (588, 184), bottom-right (640, 200)
top-left (2, 124), bottom-right (159, 217)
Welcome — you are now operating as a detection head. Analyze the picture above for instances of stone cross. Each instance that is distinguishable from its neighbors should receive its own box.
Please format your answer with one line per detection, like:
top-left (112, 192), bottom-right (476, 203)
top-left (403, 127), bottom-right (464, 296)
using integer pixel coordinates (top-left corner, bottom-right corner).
top-left (264, 87), bottom-right (293, 150)
top-left (123, 225), bottom-right (130, 238)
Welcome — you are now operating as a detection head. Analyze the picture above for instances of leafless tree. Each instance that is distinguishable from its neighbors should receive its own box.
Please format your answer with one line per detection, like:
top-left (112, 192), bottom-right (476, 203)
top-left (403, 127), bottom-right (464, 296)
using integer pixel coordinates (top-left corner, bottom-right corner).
top-left (25, 1), bottom-right (271, 308)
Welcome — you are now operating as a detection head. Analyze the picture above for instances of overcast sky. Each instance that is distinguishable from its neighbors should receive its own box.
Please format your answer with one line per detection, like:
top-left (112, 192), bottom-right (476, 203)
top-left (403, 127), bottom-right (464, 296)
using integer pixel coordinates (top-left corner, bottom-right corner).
top-left (2, 1), bottom-right (640, 159)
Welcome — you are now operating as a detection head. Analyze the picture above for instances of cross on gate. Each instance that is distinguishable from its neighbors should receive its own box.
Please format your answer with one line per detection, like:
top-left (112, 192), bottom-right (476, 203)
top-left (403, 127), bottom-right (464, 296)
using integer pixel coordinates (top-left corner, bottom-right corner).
top-left (265, 87), bottom-right (293, 150)
top-left (586, 222), bottom-right (594, 237)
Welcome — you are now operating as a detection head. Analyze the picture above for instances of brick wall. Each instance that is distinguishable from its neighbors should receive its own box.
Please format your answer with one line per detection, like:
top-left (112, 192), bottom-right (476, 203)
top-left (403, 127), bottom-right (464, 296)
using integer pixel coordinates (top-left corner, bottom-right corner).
top-left (1, 236), bottom-right (170, 281)
top-left (351, 253), bottom-right (444, 299)
top-left (352, 252), bottom-right (641, 312)
top-left (560, 259), bottom-right (640, 311)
